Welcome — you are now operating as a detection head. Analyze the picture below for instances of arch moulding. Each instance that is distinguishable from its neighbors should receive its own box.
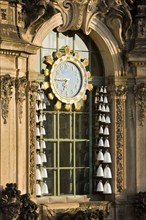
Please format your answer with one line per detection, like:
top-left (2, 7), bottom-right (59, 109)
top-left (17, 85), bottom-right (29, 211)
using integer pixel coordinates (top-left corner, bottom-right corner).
top-left (32, 13), bottom-right (123, 78)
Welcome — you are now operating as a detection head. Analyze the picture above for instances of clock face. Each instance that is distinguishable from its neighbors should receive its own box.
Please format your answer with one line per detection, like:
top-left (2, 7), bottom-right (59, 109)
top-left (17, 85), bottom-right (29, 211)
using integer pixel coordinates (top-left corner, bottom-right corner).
top-left (50, 57), bottom-right (88, 104)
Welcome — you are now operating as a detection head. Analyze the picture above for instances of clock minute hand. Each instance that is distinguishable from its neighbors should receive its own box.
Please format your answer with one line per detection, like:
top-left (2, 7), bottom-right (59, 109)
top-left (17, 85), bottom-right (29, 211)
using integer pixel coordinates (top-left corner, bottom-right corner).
top-left (55, 78), bottom-right (70, 81)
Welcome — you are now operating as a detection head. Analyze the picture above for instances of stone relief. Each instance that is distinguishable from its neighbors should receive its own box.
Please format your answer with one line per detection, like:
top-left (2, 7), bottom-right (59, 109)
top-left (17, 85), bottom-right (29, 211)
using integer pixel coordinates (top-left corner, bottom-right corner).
top-left (0, 75), bottom-right (15, 124)
top-left (134, 83), bottom-right (146, 126)
top-left (108, 85), bottom-right (127, 193)
top-left (28, 81), bottom-right (39, 195)
top-left (6, 0), bottom-right (134, 48)
top-left (15, 76), bottom-right (28, 123)
top-left (115, 86), bottom-right (127, 192)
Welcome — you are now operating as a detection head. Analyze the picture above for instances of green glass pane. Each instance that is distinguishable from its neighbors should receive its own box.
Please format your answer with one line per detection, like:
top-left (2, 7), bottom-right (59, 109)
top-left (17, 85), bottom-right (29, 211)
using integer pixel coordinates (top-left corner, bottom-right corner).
top-left (58, 33), bottom-right (73, 50)
top-left (76, 169), bottom-right (89, 195)
top-left (60, 170), bottom-right (73, 194)
top-left (46, 170), bottom-right (55, 195)
top-left (42, 31), bottom-right (57, 48)
top-left (45, 142), bottom-right (56, 167)
top-left (59, 114), bottom-right (72, 139)
top-left (76, 142), bottom-right (89, 167)
top-left (60, 142), bottom-right (73, 167)
top-left (45, 114), bottom-right (57, 138)
top-left (75, 114), bottom-right (89, 139)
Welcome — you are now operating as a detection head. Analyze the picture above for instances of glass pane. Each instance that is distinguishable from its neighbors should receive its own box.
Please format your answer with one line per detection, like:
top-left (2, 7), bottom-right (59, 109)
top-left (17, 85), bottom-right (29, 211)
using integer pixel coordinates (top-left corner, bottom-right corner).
top-left (76, 142), bottom-right (89, 167)
top-left (45, 114), bottom-right (57, 138)
top-left (45, 142), bottom-right (56, 167)
top-left (60, 170), bottom-right (73, 194)
top-left (76, 169), bottom-right (89, 195)
top-left (47, 169), bottom-right (55, 195)
top-left (75, 34), bottom-right (88, 51)
top-left (42, 31), bottom-right (57, 48)
top-left (75, 114), bottom-right (89, 139)
top-left (59, 113), bottom-right (72, 138)
top-left (75, 51), bottom-right (89, 60)
top-left (58, 33), bottom-right (73, 50)
top-left (60, 142), bottom-right (73, 167)
top-left (90, 52), bottom-right (103, 76)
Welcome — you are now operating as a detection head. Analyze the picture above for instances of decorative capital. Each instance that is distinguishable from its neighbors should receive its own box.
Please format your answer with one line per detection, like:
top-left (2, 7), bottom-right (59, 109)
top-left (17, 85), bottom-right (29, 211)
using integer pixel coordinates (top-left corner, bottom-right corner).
top-left (0, 75), bottom-right (15, 124)
top-left (108, 85), bottom-right (127, 99)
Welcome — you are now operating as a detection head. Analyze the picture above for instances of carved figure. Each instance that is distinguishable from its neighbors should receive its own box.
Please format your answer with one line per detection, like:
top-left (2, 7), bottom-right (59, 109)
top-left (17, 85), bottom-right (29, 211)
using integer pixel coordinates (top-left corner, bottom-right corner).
top-left (105, 0), bottom-right (132, 48)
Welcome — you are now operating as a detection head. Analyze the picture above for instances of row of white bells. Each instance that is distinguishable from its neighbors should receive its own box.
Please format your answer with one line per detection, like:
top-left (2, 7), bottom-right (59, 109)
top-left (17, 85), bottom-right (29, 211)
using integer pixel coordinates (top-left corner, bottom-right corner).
top-left (99, 87), bottom-right (107, 94)
top-left (96, 181), bottom-right (112, 194)
top-left (36, 167), bottom-right (48, 179)
top-left (36, 153), bottom-right (47, 164)
top-left (37, 92), bottom-right (45, 101)
top-left (98, 114), bottom-right (111, 123)
top-left (36, 114), bottom-right (46, 123)
top-left (36, 126), bottom-right (46, 136)
top-left (96, 164), bottom-right (112, 178)
top-left (36, 102), bottom-right (46, 111)
top-left (97, 150), bottom-right (112, 163)
top-left (98, 104), bottom-right (110, 113)
top-left (36, 140), bottom-right (46, 149)
top-left (99, 125), bottom-right (109, 135)
top-left (98, 137), bottom-right (110, 147)
top-left (36, 182), bottom-right (49, 196)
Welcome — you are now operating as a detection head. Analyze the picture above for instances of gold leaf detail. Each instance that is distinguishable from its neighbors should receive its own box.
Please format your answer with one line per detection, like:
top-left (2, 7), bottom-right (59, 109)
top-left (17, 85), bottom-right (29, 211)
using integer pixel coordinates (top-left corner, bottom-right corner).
top-left (65, 104), bottom-right (71, 111)
top-left (48, 93), bottom-right (54, 100)
top-left (64, 46), bottom-right (71, 55)
top-left (74, 102), bottom-right (81, 111)
top-left (87, 84), bottom-right (93, 91)
top-left (45, 56), bottom-right (54, 65)
top-left (74, 53), bottom-right (80, 59)
top-left (44, 69), bottom-right (49, 76)
top-left (54, 101), bottom-right (62, 110)
top-left (83, 95), bottom-right (87, 101)
top-left (82, 58), bottom-right (89, 67)
top-left (43, 82), bottom-right (50, 90)
top-left (87, 71), bottom-right (91, 78)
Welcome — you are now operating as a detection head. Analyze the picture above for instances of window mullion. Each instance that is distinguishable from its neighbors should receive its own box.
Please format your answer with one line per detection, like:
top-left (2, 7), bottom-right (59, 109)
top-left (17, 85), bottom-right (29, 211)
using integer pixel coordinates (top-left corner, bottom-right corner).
top-left (73, 111), bottom-right (76, 195)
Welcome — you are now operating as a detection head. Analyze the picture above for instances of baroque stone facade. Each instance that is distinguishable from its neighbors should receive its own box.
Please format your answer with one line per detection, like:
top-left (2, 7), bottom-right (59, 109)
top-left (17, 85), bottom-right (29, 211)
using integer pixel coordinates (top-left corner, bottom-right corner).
top-left (0, 0), bottom-right (146, 220)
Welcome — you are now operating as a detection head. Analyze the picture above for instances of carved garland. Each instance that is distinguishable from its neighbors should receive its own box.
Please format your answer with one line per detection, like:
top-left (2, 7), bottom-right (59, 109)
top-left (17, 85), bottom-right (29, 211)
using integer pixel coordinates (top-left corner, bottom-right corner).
top-left (29, 81), bottom-right (39, 195)
top-left (134, 83), bottom-right (146, 126)
top-left (0, 75), bottom-right (14, 124)
top-left (15, 76), bottom-right (28, 123)
top-left (115, 86), bottom-right (127, 193)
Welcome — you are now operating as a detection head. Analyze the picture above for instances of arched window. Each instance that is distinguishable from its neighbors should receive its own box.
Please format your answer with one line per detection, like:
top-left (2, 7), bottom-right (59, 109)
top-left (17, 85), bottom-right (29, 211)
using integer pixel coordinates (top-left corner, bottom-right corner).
top-left (36, 31), bottom-right (112, 197)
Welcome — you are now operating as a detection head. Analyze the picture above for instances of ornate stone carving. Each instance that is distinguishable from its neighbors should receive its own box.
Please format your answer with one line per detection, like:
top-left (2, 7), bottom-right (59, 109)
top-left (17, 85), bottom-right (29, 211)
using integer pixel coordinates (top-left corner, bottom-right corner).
top-left (29, 81), bottom-right (39, 195)
top-left (7, 0), bottom-right (134, 47)
top-left (0, 183), bottom-right (38, 220)
top-left (15, 76), bottom-right (28, 123)
top-left (0, 75), bottom-right (14, 124)
top-left (115, 86), bottom-right (127, 193)
top-left (134, 83), bottom-right (146, 126)
top-left (108, 85), bottom-right (127, 193)
top-left (51, 0), bottom-right (133, 48)
top-left (40, 202), bottom-right (111, 220)
top-left (105, 0), bottom-right (133, 48)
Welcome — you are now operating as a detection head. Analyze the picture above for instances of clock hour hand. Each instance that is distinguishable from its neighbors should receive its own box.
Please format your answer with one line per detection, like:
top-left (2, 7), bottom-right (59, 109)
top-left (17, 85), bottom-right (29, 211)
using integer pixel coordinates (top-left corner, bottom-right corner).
top-left (63, 79), bottom-right (70, 91)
